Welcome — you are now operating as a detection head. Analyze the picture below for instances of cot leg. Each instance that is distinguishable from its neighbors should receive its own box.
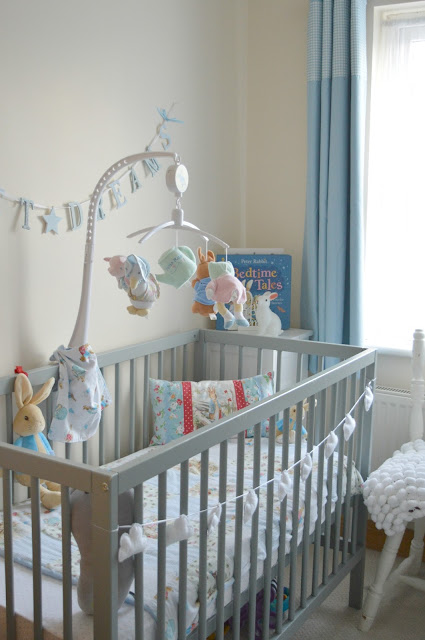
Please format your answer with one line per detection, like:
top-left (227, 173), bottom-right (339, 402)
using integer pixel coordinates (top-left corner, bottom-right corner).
top-left (359, 530), bottom-right (404, 631)
top-left (348, 553), bottom-right (365, 610)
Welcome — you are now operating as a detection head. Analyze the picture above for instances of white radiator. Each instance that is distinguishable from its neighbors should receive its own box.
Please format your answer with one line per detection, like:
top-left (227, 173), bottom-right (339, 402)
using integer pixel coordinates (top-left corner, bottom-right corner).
top-left (370, 386), bottom-right (412, 472)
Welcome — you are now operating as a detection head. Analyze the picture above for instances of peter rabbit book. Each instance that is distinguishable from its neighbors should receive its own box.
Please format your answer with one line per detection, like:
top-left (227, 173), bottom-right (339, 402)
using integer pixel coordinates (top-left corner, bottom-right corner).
top-left (215, 251), bottom-right (292, 331)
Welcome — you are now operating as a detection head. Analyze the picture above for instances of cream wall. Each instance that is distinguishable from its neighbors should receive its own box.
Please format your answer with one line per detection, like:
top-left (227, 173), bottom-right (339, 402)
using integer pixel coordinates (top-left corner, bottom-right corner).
top-left (246, 0), bottom-right (309, 330)
top-left (0, 1), bottom-right (246, 377)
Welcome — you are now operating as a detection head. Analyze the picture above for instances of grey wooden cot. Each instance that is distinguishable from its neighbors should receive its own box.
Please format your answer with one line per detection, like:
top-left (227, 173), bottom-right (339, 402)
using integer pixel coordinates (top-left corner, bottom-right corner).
top-left (0, 328), bottom-right (376, 640)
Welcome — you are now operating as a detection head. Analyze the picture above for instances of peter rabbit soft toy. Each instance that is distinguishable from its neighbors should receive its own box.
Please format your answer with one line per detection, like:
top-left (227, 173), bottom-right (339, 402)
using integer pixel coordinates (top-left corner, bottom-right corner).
top-left (12, 369), bottom-right (61, 510)
top-left (191, 247), bottom-right (217, 319)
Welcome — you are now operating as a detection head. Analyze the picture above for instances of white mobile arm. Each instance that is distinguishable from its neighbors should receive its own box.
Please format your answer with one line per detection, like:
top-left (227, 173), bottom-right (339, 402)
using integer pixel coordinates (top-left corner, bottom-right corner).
top-left (69, 151), bottom-right (182, 347)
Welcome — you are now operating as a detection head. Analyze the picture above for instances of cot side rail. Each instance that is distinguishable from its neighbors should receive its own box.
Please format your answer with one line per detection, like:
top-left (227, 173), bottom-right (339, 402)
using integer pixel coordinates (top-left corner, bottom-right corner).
top-left (117, 347), bottom-right (376, 492)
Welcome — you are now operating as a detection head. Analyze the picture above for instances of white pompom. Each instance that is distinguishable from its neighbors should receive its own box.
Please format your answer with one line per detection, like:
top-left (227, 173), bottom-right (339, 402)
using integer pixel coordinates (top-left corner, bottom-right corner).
top-left (207, 503), bottom-right (222, 535)
top-left (364, 385), bottom-right (374, 411)
top-left (325, 431), bottom-right (339, 459)
top-left (343, 414), bottom-right (356, 441)
top-left (243, 489), bottom-right (259, 523)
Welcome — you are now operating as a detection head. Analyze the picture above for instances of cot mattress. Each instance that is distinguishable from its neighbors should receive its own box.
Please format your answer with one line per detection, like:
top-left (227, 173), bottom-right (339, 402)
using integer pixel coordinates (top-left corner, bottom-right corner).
top-left (0, 438), bottom-right (362, 640)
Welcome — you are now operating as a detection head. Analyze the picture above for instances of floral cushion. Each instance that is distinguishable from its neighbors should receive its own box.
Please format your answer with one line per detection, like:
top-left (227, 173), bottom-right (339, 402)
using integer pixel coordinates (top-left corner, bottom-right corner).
top-left (149, 372), bottom-right (274, 446)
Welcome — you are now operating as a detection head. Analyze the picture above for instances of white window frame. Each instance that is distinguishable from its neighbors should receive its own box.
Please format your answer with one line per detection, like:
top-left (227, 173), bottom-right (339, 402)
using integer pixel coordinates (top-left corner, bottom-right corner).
top-left (364, 0), bottom-right (425, 355)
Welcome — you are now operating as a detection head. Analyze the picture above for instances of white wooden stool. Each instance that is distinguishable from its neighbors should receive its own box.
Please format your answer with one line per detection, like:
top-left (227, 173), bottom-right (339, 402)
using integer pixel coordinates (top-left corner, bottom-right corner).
top-left (359, 329), bottom-right (425, 631)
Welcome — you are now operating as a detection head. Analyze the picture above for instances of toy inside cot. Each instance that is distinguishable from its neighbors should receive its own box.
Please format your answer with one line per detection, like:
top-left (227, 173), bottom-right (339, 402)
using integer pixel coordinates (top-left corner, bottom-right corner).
top-left (276, 401), bottom-right (309, 443)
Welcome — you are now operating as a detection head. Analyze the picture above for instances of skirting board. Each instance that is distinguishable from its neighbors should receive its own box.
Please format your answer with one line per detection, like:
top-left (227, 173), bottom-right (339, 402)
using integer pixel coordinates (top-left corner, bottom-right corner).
top-left (366, 519), bottom-right (425, 562)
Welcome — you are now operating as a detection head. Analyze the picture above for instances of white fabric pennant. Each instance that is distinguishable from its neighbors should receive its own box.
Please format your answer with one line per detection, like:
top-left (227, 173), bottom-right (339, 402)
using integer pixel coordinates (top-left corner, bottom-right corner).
top-left (243, 489), bottom-right (258, 523)
top-left (364, 385), bottom-right (374, 412)
top-left (343, 414), bottom-right (356, 441)
top-left (166, 514), bottom-right (194, 545)
top-left (301, 453), bottom-right (313, 481)
top-left (278, 470), bottom-right (292, 501)
top-left (118, 523), bottom-right (148, 562)
top-left (207, 503), bottom-right (222, 535)
top-left (325, 431), bottom-right (339, 459)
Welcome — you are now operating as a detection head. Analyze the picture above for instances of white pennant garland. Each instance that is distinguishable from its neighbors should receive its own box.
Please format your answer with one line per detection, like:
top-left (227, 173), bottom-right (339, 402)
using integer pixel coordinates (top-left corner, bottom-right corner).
top-left (166, 514), bottom-right (194, 546)
top-left (207, 503), bottom-right (222, 535)
top-left (300, 452), bottom-right (313, 481)
top-left (278, 470), bottom-right (292, 501)
top-left (343, 414), bottom-right (356, 441)
top-left (118, 384), bottom-right (373, 542)
top-left (243, 489), bottom-right (259, 523)
top-left (119, 523), bottom-right (148, 562)
top-left (325, 431), bottom-right (339, 459)
top-left (364, 385), bottom-right (374, 412)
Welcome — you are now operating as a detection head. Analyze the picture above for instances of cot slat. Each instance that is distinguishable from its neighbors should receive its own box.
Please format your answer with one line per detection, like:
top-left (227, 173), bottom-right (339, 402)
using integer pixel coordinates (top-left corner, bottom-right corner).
top-left (143, 356), bottom-right (150, 449)
top-left (182, 343), bottom-right (188, 380)
top-left (61, 486), bottom-right (73, 640)
top-left (333, 379), bottom-right (348, 574)
top-left (288, 401), bottom-right (303, 621)
top-left (178, 462), bottom-right (189, 640)
top-left (82, 440), bottom-right (88, 465)
top-left (322, 383), bottom-right (337, 584)
top-left (129, 359), bottom-right (136, 454)
top-left (157, 472), bottom-right (167, 639)
top-left (134, 484), bottom-right (144, 640)
top-left (157, 350), bottom-right (163, 379)
top-left (238, 345), bottom-right (243, 378)
top-left (351, 369), bottom-right (366, 555)
top-left (312, 387), bottom-right (327, 596)
top-left (343, 374), bottom-right (357, 564)
top-left (198, 450), bottom-right (209, 639)
top-left (256, 348), bottom-right (263, 374)
top-left (262, 415), bottom-right (277, 637)
top-left (3, 468), bottom-right (16, 639)
top-left (232, 432), bottom-right (245, 640)
top-left (215, 441), bottom-right (228, 640)
top-left (248, 423), bottom-right (261, 639)
top-left (97, 366), bottom-right (105, 465)
top-left (114, 363), bottom-right (121, 460)
top-left (219, 343), bottom-right (225, 380)
top-left (171, 347), bottom-right (177, 381)
top-left (300, 394), bottom-right (316, 608)
top-left (31, 477), bottom-right (43, 640)
top-left (275, 407), bottom-right (289, 636)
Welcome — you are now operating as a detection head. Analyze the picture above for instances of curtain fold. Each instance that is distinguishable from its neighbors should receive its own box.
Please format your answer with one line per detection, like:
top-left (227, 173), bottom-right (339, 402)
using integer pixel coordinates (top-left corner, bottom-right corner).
top-left (301, 0), bottom-right (367, 355)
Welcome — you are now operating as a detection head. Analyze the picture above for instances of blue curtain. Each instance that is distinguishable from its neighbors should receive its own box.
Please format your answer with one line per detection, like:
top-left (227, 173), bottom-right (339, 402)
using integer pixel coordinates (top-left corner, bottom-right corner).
top-left (300, 0), bottom-right (367, 355)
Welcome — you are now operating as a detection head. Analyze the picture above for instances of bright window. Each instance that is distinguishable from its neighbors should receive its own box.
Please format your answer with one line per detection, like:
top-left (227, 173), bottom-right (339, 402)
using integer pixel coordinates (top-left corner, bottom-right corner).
top-left (364, 1), bottom-right (425, 350)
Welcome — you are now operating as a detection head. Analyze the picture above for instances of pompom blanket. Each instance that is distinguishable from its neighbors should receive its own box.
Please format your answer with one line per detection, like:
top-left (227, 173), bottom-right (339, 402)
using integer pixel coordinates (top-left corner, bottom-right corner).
top-left (362, 439), bottom-right (425, 536)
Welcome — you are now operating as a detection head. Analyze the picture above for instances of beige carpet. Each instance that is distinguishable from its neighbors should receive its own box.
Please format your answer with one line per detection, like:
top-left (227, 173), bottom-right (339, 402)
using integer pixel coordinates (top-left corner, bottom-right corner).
top-left (240, 549), bottom-right (425, 640)
top-left (290, 549), bottom-right (424, 640)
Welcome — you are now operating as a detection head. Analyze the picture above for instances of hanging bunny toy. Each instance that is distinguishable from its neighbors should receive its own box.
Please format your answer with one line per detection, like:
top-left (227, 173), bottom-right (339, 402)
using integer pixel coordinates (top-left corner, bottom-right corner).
top-left (191, 247), bottom-right (217, 319)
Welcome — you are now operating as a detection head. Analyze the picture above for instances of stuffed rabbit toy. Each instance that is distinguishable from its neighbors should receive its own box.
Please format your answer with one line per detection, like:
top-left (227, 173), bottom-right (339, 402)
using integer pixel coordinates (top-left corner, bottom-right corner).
top-left (191, 247), bottom-right (217, 319)
top-left (11, 371), bottom-right (61, 509)
top-left (255, 291), bottom-right (283, 336)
